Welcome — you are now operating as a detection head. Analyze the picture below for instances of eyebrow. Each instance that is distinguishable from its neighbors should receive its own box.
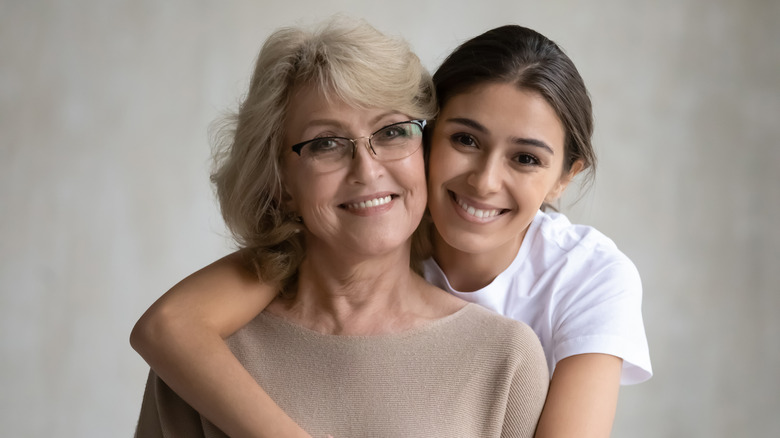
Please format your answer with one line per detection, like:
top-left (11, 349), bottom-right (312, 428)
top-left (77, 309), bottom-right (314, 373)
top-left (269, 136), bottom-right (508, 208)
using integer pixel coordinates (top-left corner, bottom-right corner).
top-left (305, 111), bottom-right (405, 132)
top-left (445, 117), bottom-right (555, 155)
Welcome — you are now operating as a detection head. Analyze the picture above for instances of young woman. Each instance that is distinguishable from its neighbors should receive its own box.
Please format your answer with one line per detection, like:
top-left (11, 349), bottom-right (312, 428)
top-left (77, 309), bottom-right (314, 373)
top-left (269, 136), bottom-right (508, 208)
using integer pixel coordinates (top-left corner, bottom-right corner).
top-left (131, 24), bottom-right (651, 438)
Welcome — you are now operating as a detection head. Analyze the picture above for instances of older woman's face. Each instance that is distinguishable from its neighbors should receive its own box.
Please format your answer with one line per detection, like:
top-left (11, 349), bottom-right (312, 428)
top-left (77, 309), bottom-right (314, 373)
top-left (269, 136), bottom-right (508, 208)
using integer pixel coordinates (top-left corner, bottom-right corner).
top-left (282, 84), bottom-right (427, 260)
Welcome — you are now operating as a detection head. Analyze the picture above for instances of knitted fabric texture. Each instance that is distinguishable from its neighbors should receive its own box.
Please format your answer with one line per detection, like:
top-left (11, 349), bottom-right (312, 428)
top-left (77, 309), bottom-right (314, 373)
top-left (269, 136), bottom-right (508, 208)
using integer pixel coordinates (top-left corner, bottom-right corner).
top-left (136, 303), bottom-right (548, 437)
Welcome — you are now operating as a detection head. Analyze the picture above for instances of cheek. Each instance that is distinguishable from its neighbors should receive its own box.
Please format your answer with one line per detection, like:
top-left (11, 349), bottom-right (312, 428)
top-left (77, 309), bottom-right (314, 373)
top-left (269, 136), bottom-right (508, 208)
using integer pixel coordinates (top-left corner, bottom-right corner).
top-left (428, 133), bottom-right (450, 162)
top-left (512, 174), bottom-right (560, 207)
top-left (541, 165), bottom-right (568, 196)
top-left (286, 171), bottom-right (338, 218)
top-left (408, 153), bottom-right (429, 203)
top-left (395, 151), bottom-right (428, 219)
top-left (427, 139), bottom-right (459, 186)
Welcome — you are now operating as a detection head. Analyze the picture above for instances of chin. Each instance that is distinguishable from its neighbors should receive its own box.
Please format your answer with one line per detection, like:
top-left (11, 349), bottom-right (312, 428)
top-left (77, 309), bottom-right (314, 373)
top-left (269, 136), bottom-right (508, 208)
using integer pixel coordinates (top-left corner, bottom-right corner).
top-left (439, 231), bottom-right (491, 254)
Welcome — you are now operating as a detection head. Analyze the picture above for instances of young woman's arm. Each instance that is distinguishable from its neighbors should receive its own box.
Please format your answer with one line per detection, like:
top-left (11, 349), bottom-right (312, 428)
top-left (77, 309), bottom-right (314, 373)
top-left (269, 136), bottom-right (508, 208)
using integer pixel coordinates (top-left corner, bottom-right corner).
top-left (130, 251), bottom-right (311, 438)
top-left (534, 353), bottom-right (623, 438)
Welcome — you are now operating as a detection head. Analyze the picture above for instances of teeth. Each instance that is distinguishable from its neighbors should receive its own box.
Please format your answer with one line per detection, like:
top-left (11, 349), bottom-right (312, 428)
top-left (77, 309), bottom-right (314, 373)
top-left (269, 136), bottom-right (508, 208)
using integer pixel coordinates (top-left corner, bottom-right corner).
top-left (349, 195), bottom-right (392, 210)
top-left (457, 197), bottom-right (501, 218)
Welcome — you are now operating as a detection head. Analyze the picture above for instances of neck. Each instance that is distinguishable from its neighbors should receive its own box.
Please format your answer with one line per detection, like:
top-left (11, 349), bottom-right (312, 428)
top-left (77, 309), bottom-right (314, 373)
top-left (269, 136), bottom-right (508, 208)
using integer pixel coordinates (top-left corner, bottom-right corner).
top-left (270, 242), bottom-right (436, 335)
top-left (431, 228), bottom-right (526, 292)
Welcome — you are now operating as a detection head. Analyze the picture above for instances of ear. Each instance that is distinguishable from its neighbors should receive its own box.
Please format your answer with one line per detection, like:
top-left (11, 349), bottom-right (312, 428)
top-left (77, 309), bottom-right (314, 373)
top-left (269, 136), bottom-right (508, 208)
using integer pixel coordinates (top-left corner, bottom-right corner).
top-left (545, 159), bottom-right (585, 203)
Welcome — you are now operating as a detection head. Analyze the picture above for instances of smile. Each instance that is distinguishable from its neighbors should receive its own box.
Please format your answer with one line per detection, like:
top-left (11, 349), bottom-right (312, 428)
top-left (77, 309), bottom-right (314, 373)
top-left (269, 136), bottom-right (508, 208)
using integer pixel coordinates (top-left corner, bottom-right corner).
top-left (346, 195), bottom-right (393, 210)
top-left (451, 192), bottom-right (505, 219)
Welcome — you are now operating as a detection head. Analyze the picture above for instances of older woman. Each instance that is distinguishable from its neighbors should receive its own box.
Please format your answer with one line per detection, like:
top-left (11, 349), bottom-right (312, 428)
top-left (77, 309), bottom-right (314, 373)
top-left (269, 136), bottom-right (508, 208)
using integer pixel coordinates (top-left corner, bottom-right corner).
top-left (134, 19), bottom-right (548, 437)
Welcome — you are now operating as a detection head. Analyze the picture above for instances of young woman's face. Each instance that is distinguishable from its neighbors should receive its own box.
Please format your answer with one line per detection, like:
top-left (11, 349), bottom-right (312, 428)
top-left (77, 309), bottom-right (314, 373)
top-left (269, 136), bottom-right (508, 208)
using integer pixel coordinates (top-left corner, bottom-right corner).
top-left (282, 84), bottom-right (427, 260)
top-left (427, 82), bottom-right (578, 259)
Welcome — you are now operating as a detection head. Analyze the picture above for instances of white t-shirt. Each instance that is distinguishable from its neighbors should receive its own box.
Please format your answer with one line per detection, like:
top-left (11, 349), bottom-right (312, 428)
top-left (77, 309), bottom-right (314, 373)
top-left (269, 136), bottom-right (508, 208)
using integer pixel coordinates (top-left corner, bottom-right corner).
top-left (424, 210), bottom-right (652, 385)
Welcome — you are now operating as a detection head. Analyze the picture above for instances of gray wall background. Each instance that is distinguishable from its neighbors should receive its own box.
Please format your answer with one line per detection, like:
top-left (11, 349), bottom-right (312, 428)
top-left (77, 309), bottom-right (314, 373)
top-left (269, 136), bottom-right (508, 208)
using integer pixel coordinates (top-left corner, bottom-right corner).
top-left (2, 1), bottom-right (778, 436)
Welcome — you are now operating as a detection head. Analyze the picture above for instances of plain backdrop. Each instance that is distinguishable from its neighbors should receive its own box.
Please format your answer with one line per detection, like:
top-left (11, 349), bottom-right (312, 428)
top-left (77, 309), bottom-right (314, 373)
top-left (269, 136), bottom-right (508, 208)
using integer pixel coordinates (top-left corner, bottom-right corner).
top-left (1, 1), bottom-right (778, 436)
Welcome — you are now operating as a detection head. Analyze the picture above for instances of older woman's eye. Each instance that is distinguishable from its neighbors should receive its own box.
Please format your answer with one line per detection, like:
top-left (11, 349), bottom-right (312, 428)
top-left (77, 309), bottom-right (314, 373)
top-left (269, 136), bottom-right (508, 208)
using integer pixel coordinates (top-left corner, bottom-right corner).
top-left (451, 133), bottom-right (477, 148)
top-left (307, 138), bottom-right (348, 155)
top-left (376, 126), bottom-right (407, 140)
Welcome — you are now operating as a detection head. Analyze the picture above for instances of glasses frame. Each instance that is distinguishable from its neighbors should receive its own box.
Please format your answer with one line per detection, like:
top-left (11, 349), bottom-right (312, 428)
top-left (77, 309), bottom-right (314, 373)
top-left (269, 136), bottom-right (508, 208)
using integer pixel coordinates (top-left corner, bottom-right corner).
top-left (291, 120), bottom-right (426, 160)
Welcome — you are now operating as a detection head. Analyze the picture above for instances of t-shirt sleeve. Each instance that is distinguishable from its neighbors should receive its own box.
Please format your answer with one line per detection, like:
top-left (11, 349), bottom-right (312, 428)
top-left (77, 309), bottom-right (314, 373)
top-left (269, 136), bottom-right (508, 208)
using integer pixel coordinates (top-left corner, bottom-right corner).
top-left (551, 258), bottom-right (652, 385)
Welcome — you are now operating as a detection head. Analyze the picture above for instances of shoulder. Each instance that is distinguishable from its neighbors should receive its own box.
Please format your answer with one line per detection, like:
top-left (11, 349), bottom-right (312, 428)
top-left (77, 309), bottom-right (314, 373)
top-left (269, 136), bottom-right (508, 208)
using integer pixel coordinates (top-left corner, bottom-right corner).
top-left (523, 211), bottom-right (643, 323)
top-left (534, 211), bottom-right (616, 252)
top-left (224, 310), bottom-right (292, 359)
top-left (530, 211), bottom-right (639, 279)
top-left (458, 305), bottom-right (545, 355)
top-left (453, 306), bottom-right (549, 393)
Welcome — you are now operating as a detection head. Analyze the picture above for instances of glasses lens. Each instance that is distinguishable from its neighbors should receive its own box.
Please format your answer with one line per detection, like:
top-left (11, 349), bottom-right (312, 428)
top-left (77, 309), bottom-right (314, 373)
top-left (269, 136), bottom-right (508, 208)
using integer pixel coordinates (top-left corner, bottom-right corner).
top-left (371, 122), bottom-right (423, 160)
top-left (300, 137), bottom-right (352, 171)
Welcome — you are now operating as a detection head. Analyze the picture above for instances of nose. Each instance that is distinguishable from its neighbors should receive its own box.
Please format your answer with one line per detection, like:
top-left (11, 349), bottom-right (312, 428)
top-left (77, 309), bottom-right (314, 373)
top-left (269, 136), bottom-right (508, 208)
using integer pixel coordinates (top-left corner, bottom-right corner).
top-left (467, 155), bottom-right (503, 195)
top-left (347, 138), bottom-right (382, 183)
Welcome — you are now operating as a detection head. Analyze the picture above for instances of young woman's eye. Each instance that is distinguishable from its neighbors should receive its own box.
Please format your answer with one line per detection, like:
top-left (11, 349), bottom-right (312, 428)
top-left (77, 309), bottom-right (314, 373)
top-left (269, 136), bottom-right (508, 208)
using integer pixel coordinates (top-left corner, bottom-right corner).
top-left (514, 153), bottom-right (540, 166)
top-left (451, 133), bottom-right (477, 148)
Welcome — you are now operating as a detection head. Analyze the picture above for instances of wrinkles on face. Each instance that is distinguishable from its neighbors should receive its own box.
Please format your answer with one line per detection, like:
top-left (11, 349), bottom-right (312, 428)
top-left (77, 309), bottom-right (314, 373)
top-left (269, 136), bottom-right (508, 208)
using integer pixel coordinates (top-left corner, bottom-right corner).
top-left (281, 85), bottom-right (427, 261)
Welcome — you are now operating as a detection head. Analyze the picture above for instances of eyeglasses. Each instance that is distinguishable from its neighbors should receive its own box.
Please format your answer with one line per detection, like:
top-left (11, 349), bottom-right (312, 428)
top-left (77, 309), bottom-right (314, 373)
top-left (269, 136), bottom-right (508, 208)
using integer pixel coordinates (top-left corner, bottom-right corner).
top-left (291, 120), bottom-right (425, 172)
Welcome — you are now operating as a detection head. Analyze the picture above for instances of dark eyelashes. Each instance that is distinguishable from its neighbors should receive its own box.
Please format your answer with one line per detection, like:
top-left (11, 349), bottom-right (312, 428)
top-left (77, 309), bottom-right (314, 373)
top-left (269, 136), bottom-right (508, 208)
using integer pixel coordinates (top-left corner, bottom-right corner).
top-left (450, 133), bottom-right (478, 147)
top-left (515, 153), bottom-right (541, 166)
top-left (448, 132), bottom-right (544, 167)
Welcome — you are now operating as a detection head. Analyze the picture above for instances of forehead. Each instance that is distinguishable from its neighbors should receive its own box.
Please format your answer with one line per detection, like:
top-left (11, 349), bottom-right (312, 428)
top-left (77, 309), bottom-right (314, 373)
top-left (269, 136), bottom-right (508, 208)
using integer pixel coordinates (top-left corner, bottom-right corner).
top-left (284, 83), bottom-right (407, 141)
top-left (286, 82), bottom-right (343, 120)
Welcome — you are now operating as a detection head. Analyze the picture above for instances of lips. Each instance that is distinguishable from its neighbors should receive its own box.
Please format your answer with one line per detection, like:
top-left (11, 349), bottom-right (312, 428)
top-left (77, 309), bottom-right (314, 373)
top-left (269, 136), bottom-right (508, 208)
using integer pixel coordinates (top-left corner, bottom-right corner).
top-left (450, 191), bottom-right (507, 219)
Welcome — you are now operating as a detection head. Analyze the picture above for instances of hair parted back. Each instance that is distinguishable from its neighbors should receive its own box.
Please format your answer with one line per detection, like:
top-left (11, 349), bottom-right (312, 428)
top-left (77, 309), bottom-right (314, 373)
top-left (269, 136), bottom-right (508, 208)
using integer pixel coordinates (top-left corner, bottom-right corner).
top-left (211, 17), bottom-right (436, 289)
top-left (433, 25), bottom-right (596, 200)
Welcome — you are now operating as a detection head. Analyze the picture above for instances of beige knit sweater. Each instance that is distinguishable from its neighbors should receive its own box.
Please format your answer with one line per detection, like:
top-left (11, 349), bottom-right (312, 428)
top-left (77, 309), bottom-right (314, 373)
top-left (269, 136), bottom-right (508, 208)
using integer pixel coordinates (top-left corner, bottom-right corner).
top-left (136, 303), bottom-right (549, 437)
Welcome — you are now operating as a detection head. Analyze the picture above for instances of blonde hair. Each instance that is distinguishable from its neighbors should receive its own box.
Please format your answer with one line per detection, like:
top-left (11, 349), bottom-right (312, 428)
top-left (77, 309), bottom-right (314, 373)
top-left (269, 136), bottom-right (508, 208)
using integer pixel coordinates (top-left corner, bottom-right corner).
top-left (211, 18), bottom-right (436, 290)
